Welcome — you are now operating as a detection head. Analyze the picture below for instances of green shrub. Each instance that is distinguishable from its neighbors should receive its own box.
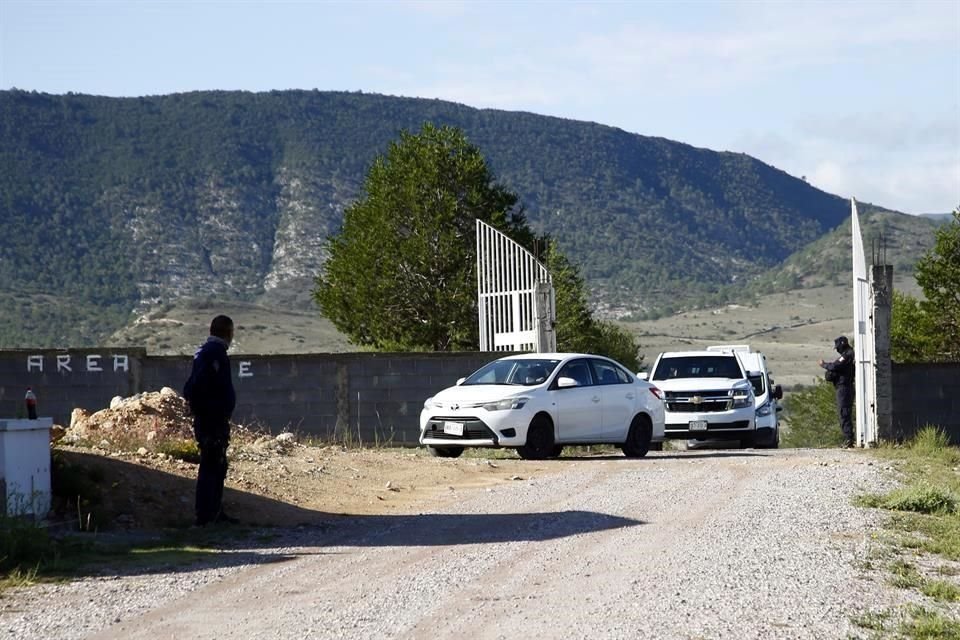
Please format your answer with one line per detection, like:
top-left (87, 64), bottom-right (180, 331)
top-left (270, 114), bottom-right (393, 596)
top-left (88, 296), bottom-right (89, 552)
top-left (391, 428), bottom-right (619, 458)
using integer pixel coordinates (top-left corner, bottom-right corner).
top-left (781, 380), bottom-right (846, 448)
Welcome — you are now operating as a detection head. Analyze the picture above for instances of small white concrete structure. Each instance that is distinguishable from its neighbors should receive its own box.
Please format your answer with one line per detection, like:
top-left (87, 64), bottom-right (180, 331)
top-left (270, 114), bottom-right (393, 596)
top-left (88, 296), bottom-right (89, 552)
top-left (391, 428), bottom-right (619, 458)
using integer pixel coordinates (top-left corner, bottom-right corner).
top-left (0, 418), bottom-right (52, 519)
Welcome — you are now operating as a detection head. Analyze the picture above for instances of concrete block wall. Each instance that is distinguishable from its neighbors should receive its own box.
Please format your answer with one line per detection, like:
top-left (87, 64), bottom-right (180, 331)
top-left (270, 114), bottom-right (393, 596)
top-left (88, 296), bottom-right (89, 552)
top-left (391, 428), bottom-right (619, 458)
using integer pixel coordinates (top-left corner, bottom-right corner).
top-left (891, 363), bottom-right (960, 444)
top-left (0, 349), bottom-right (145, 426)
top-left (0, 349), bottom-right (496, 445)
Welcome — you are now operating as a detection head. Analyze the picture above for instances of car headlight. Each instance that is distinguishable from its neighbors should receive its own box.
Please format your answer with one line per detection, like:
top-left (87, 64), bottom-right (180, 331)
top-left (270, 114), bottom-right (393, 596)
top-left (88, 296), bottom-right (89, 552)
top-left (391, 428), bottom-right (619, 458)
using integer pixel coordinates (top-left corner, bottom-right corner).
top-left (756, 401), bottom-right (772, 417)
top-left (728, 387), bottom-right (752, 409)
top-left (423, 397), bottom-right (438, 411)
top-left (481, 397), bottom-right (529, 411)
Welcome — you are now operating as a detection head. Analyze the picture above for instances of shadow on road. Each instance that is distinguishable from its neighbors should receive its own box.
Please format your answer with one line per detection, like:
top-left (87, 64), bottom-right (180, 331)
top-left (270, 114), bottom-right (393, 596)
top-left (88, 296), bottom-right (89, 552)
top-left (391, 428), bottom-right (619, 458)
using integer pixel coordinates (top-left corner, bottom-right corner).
top-left (559, 450), bottom-right (769, 461)
top-left (33, 452), bottom-right (643, 581)
top-left (338, 510), bottom-right (644, 547)
top-left (646, 451), bottom-right (770, 460)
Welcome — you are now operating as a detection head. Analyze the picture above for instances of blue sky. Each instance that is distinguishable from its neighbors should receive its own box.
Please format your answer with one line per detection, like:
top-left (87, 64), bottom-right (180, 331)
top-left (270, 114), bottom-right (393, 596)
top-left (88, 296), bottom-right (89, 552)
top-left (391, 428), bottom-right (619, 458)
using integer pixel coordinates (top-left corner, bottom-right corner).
top-left (2, 0), bottom-right (958, 214)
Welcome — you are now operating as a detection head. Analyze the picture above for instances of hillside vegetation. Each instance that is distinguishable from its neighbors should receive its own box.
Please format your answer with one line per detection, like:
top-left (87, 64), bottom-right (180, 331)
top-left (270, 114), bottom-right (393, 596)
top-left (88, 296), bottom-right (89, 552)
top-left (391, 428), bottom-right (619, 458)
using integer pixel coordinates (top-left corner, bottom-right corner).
top-left (0, 89), bottom-right (935, 347)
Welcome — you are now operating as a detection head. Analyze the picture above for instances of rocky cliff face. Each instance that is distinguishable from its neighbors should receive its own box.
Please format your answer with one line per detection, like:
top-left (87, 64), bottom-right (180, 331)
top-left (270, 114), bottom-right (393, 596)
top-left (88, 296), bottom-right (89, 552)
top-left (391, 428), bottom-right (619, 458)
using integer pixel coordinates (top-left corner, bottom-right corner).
top-left (106, 167), bottom-right (353, 309)
top-left (264, 169), bottom-right (357, 295)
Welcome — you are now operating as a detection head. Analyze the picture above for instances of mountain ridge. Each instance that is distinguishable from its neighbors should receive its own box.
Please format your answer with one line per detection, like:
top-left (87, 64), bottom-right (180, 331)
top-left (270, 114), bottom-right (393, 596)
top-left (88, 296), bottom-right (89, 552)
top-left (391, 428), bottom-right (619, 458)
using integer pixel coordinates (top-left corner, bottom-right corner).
top-left (0, 89), bottom-right (934, 347)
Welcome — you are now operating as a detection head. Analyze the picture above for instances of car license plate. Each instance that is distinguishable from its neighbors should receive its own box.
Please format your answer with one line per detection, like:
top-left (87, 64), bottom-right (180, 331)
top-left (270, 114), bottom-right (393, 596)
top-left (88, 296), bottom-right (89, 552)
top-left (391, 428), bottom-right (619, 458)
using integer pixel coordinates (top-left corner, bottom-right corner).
top-left (689, 420), bottom-right (708, 431)
top-left (443, 421), bottom-right (465, 436)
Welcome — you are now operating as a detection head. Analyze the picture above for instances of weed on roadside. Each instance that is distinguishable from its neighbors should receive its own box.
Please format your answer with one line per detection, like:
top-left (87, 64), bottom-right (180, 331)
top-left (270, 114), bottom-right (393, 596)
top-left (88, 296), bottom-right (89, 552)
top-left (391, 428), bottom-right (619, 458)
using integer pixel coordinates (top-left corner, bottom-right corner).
top-left (851, 609), bottom-right (891, 632)
top-left (889, 560), bottom-right (924, 590)
top-left (859, 483), bottom-right (958, 515)
top-left (920, 579), bottom-right (960, 603)
top-left (155, 438), bottom-right (201, 463)
top-left (899, 606), bottom-right (960, 640)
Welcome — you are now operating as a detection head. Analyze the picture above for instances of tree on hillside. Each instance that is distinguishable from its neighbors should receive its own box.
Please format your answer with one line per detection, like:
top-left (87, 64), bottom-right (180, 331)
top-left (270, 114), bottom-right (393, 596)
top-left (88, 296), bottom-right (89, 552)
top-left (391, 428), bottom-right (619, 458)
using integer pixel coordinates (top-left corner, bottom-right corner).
top-left (914, 207), bottom-right (960, 360)
top-left (314, 124), bottom-right (531, 351)
top-left (314, 123), bottom-right (642, 366)
top-left (890, 291), bottom-right (939, 363)
top-left (545, 244), bottom-right (642, 370)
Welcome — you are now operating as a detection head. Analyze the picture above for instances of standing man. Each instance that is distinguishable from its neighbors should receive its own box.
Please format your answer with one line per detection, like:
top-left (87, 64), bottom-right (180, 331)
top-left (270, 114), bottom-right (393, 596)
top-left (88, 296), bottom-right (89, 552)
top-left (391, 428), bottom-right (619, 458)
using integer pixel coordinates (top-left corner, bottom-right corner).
top-left (183, 315), bottom-right (238, 526)
top-left (819, 335), bottom-right (856, 448)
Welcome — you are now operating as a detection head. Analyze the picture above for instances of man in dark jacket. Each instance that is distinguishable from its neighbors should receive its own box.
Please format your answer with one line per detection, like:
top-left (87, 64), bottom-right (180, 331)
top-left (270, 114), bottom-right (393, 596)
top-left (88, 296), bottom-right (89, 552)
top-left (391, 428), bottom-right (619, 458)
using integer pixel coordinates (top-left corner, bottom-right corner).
top-left (183, 315), bottom-right (237, 526)
top-left (819, 335), bottom-right (856, 448)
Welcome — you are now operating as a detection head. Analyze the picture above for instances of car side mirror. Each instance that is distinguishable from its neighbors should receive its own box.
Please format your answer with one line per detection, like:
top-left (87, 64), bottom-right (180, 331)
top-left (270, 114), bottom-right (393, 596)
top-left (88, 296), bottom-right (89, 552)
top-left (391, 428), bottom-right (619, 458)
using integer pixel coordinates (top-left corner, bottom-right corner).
top-left (637, 372), bottom-right (649, 380)
top-left (557, 376), bottom-right (578, 388)
top-left (776, 405), bottom-right (784, 413)
top-left (773, 384), bottom-right (783, 400)
top-left (456, 377), bottom-right (466, 385)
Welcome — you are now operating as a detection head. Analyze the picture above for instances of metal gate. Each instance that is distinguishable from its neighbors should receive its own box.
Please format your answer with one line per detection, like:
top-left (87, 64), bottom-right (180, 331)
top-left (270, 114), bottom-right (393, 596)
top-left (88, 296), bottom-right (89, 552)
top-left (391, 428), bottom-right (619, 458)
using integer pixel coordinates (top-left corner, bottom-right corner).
top-left (476, 219), bottom-right (556, 352)
top-left (851, 198), bottom-right (878, 446)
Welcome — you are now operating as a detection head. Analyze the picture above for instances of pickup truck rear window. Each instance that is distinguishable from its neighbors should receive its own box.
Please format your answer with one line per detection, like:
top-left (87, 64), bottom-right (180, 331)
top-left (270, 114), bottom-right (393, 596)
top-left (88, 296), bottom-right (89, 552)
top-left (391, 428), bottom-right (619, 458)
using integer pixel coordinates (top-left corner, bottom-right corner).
top-left (652, 356), bottom-right (744, 381)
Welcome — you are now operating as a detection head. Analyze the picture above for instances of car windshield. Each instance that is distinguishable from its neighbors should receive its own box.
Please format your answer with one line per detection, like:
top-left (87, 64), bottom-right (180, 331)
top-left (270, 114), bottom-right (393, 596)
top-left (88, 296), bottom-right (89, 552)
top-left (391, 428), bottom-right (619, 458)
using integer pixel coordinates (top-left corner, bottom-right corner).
top-left (652, 355), bottom-right (744, 381)
top-left (462, 358), bottom-right (561, 386)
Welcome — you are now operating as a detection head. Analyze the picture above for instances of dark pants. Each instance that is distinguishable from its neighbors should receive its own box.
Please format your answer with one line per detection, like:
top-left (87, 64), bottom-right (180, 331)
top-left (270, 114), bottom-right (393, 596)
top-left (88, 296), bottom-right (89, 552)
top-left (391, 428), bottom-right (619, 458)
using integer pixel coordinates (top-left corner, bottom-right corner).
top-left (194, 418), bottom-right (230, 524)
top-left (836, 385), bottom-right (854, 445)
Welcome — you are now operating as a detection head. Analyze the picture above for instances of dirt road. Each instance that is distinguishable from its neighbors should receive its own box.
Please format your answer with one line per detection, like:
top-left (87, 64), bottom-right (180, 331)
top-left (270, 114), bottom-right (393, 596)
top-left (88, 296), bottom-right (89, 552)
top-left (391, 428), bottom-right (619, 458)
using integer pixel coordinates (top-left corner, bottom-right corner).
top-left (10, 448), bottom-right (909, 639)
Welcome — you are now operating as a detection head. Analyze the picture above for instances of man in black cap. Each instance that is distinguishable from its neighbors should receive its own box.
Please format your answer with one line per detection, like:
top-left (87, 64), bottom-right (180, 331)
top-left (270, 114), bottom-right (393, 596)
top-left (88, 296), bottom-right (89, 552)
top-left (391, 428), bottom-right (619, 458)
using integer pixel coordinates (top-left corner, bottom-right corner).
top-left (819, 336), bottom-right (856, 448)
top-left (183, 315), bottom-right (238, 525)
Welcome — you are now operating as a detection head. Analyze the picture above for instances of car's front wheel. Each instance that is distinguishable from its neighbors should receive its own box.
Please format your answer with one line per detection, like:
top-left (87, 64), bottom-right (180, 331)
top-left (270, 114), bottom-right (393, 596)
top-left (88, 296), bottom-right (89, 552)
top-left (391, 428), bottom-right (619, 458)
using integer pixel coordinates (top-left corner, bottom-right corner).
top-left (428, 446), bottom-right (464, 458)
top-left (621, 414), bottom-right (653, 458)
top-left (517, 415), bottom-right (555, 460)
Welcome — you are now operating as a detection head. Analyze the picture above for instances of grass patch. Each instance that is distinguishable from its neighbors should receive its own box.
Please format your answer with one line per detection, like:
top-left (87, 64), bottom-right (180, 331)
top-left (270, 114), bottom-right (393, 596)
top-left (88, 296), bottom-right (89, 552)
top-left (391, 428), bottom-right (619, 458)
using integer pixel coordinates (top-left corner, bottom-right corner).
top-left (899, 606), bottom-right (960, 640)
top-left (856, 426), bottom-right (960, 632)
top-left (920, 579), bottom-right (960, 603)
top-left (890, 513), bottom-right (960, 561)
top-left (889, 560), bottom-right (924, 590)
top-left (851, 610), bottom-right (890, 632)
top-left (860, 483), bottom-right (957, 515)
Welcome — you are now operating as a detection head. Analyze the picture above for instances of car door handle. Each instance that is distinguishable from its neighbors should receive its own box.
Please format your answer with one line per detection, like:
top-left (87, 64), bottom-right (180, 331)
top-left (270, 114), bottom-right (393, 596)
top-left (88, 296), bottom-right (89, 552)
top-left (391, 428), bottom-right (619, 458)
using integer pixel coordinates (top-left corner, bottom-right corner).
top-left (592, 396), bottom-right (601, 403)
top-left (625, 393), bottom-right (635, 399)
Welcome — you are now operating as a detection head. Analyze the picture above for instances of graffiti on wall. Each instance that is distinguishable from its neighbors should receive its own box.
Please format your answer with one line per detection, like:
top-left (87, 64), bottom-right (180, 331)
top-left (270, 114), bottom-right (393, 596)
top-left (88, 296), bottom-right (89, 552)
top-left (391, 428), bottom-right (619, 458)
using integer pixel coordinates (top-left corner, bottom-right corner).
top-left (24, 354), bottom-right (255, 378)
top-left (26, 354), bottom-right (130, 373)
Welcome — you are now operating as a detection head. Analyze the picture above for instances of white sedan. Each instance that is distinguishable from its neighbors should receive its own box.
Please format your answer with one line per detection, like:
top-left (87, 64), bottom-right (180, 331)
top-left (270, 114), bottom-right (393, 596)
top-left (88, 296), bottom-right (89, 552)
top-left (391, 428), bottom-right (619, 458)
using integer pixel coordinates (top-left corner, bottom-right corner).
top-left (420, 353), bottom-right (666, 459)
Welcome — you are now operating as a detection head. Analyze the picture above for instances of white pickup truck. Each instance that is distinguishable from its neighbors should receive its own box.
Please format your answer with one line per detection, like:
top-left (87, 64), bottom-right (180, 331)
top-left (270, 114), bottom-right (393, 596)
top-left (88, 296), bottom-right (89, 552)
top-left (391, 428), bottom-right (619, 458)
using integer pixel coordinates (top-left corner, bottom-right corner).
top-left (642, 345), bottom-right (782, 448)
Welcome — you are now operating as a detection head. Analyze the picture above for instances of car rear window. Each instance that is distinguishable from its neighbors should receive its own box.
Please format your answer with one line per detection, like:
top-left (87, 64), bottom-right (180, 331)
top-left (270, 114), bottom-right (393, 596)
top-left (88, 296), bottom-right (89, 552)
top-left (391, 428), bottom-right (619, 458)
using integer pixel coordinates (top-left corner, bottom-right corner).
top-left (652, 355), bottom-right (744, 381)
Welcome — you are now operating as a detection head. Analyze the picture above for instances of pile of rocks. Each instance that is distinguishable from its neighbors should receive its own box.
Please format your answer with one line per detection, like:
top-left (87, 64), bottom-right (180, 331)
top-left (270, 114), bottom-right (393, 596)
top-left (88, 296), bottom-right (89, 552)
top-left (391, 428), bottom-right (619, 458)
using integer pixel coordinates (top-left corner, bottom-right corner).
top-left (58, 388), bottom-right (269, 454)
top-left (60, 387), bottom-right (195, 450)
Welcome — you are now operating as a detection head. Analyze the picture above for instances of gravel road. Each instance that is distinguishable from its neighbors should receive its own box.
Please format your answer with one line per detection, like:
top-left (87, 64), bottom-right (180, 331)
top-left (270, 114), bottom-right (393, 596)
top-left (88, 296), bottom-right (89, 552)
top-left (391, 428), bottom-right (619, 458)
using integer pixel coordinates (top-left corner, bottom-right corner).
top-left (3, 448), bottom-right (914, 639)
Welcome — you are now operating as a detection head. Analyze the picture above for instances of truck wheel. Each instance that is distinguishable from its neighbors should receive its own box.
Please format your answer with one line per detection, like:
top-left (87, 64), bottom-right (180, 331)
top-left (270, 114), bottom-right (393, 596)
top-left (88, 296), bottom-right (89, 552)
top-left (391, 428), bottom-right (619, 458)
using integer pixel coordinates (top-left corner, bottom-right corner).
top-left (428, 446), bottom-right (464, 458)
top-left (756, 428), bottom-right (780, 449)
top-left (517, 415), bottom-right (555, 460)
top-left (621, 415), bottom-right (652, 458)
